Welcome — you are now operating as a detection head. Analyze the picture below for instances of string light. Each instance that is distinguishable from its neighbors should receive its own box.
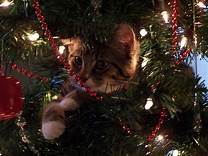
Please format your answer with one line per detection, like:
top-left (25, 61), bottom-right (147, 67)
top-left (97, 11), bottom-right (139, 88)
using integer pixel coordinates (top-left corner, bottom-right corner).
top-left (58, 45), bottom-right (66, 54)
top-left (161, 11), bottom-right (169, 23)
top-left (139, 28), bottom-right (148, 37)
top-left (0, 0), bottom-right (13, 7)
top-left (180, 36), bottom-right (188, 49)
top-left (197, 2), bottom-right (206, 8)
top-left (172, 150), bottom-right (180, 156)
top-left (53, 36), bottom-right (60, 39)
top-left (141, 57), bottom-right (149, 68)
top-left (46, 92), bottom-right (51, 100)
top-left (166, 149), bottom-right (180, 156)
top-left (52, 95), bottom-right (58, 100)
top-left (27, 32), bottom-right (40, 41)
top-left (145, 98), bottom-right (153, 110)
top-left (155, 134), bottom-right (164, 142)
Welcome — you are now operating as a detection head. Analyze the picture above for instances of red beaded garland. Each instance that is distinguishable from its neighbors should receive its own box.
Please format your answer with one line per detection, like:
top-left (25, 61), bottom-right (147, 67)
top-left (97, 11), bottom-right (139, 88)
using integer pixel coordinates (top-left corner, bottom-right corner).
top-left (118, 108), bottom-right (167, 138)
top-left (11, 64), bottom-right (49, 82)
top-left (33, 0), bottom-right (103, 100)
top-left (176, 48), bottom-right (191, 65)
top-left (147, 108), bottom-right (167, 141)
top-left (118, 117), bottom-right (132, 135)
top-left (171, 0), bottom-right (178, 53)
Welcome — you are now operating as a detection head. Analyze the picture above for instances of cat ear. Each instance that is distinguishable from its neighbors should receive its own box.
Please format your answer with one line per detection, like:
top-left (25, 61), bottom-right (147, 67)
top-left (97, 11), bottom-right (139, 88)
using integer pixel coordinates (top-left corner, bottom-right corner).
top-left (113, 24), bottom-right (136, 52)
top-left (61, 37), bottom-right (81, 52)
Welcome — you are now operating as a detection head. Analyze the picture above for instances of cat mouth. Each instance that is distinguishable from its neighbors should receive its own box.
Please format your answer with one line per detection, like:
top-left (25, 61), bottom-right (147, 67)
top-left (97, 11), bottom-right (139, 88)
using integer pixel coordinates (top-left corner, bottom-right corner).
top-left (85, 79), bottom-right (126, 93)
top-left (69, 76), bottom-right (126, 93)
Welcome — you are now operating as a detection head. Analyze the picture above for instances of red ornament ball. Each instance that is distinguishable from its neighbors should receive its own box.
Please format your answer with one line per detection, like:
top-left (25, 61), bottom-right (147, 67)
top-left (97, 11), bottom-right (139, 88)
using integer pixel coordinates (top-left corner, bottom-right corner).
top-left (0, 76), bottom-right (24, 120)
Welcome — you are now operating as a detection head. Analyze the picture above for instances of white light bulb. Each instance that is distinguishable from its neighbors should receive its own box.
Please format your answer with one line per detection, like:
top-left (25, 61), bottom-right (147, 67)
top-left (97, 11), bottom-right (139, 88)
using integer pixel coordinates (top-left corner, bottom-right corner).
top-left (53, 36), bottom-right (60, 39)
top-left (141, 57), bottom-right (149, 68)
top-left (0, 0), bottom-right (13, 7)
top-left (58, 46), bottom-right (65, 54)
top-left (161, 11), bottom-right (169, 23)
top-left (145, 98), bottom-right (153, 110)
top-left (46, 92), bottom-right (51, 98)
top-left (155, 134), bottom-right (164, 142)
top-left (52, 95), bottom-right (58, 100)
top-left (172, 150), bottom-right (179, 156)
top-left (28, 32), bottom-right (40, 41)
top-left (197, 2), bottom-right (206, 8)
top-left (180, 36), bottom-right (188, 48)
top-left (166, 149), bottom-right (180, 156)
top-left (140, 29), bottom-right (148, 37)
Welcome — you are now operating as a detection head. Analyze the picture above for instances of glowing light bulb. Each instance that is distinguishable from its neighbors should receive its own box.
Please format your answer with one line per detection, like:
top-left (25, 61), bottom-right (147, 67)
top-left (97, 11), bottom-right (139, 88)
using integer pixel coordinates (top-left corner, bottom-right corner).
top-left (166, 149), bottom-right (180, 156)
top-left (52, 95), bottom-right (58, 100)
top-left (197, 2), bottom-right (206, 8)
top-left (161, 11), bottom-right (169, 23)
top-left (28, 32), bottom-right (40, 41)
top-left (145, 98), bottom-right (153, 110)
top-left (155, 134), bottom-right (164, 142)
top-left (172, 150), bottom-right (179, 156)
top-left (0, 0), bottom-right (13, 7)
top-left (58, 46), bottom-right (65, 54)
top-left (46, 92), bottom-right (51, 99)
top-left (141, 57), bottom-right (149, 68)
top-left (180, 36), bottom-right (188, 48)
top-left (53, 36), bottom-right (60, 39)
top-left (140, 29), bottom-right (148, 37)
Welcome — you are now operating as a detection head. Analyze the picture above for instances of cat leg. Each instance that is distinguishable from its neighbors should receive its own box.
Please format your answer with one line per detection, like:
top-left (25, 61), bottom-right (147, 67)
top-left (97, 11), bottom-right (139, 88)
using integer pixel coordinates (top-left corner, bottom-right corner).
top-left (42, 102), bottom-right (65, 140)
top-left (42, 90), bottom-right (80, 140)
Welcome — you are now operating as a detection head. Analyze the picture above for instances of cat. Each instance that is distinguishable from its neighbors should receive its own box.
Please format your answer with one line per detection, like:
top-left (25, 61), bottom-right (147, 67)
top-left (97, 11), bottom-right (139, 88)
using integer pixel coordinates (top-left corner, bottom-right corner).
top-left (42, 23), bottom-right (140, 139)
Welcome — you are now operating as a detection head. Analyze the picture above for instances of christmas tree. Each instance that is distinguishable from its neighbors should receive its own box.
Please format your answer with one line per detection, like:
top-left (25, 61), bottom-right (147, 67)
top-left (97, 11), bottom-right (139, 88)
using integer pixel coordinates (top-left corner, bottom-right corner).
top-left (0, 0), bottom-right (208, 155)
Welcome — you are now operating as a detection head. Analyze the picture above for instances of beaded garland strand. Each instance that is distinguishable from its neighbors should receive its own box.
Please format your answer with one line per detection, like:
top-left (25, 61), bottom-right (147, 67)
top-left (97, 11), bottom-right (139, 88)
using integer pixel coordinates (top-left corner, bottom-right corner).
top-left (171, 0), bottom-right (178, 53)
top-left (147, 108), bottom-right (167, 141)
top-left (11, 63), bottom-right (49, 82)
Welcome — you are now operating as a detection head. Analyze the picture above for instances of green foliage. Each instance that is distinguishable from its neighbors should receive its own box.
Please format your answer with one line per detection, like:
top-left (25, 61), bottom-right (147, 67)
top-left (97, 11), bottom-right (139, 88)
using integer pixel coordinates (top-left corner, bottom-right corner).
top-left (0, 0), bottom-right (208, 155)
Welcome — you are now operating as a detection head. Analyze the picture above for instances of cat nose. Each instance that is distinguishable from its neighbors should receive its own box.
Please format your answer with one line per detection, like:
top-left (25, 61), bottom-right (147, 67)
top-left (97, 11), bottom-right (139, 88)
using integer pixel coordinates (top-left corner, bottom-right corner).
top-left (80, 77), bottom-right (88, 82)
top-left (79, 74), bottom-right (89, 82)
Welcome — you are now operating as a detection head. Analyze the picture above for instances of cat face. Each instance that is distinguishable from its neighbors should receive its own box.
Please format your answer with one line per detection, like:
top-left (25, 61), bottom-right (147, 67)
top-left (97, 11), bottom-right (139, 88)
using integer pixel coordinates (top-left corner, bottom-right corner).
top-left (61, 24), bottom-right (139, 93)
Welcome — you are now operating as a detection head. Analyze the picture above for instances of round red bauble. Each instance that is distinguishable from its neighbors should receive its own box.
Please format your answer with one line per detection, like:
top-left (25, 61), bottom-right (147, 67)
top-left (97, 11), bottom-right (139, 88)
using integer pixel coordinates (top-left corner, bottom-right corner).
top-left (0, 76), bottom-right (24, 120)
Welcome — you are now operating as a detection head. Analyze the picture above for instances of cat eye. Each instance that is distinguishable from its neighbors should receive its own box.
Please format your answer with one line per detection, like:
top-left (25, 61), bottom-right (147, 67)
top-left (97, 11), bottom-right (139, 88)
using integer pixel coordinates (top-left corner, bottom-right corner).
top-left (95, 60), bottom-right (110, 71)
top-left (74, 56), bottom-right (82, 66)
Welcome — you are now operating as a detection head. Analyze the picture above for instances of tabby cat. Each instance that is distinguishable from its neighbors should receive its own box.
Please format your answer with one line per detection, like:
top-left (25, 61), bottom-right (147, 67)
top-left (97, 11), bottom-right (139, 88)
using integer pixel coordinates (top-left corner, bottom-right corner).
top-left (42, 23), bottom-right (140, 139)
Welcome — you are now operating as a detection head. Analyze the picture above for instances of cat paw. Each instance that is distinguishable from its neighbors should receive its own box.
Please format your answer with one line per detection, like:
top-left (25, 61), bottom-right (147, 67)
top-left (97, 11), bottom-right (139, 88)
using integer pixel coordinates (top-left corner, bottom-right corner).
top-left (42, 121), bottom-right (66, 140)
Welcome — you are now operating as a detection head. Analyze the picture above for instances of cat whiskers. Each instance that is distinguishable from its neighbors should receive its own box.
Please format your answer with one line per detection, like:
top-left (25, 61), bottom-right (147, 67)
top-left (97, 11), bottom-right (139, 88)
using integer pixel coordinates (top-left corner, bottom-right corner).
top-left (104, 80), bottom-right (135, 93)
top-left (114, 80), bottom-right (139, 85)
